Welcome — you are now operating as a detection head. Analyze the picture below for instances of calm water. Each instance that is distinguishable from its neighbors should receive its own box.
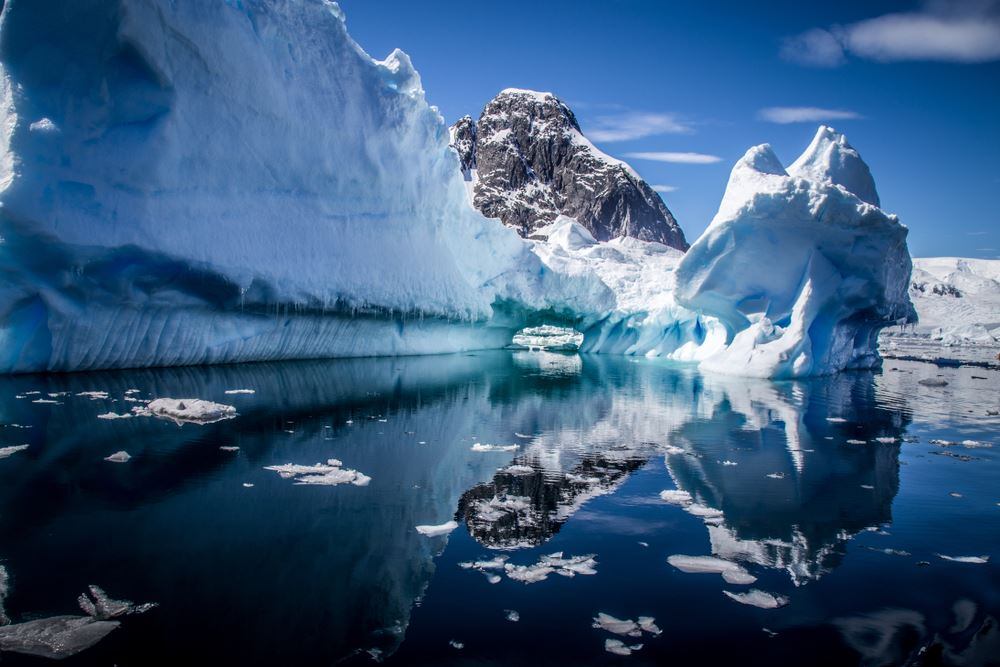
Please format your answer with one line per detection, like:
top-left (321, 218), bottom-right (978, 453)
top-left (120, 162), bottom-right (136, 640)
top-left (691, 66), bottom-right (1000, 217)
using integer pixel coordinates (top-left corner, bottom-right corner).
top-left (0, 351), bottom-right (997, 666)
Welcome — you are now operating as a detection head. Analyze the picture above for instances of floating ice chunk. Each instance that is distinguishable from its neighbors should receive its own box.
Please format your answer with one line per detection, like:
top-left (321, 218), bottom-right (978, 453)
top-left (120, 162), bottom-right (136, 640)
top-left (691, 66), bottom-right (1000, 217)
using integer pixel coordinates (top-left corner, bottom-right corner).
top-left (219, 446), bottom-right (240, 452)
top-left (664, 445), bottom-right (685, 455)
top-left (723, 589), bottom-right (789, 609)
top-left (76, 391), bottom-right (109, 400)
top-left (503, 553), bottom-right (597, 584)
top-left (503, 464), bottom-right (535, 475)
top-left (960, 440), bottom-right (992, 449)
top-left (846, 439), bottom-right (867, 445)
top-left (592, 613), bottom-right (642, 637)
top-left (936, 554), bottom-right (989, 564)
top-left (504, 563), bottom-right (556, 584)
top-left (448, 640), bottom-right (464, 650)
top-left (471, 443), bottom-right (518, 452)
top-left (766, 472), bottom-right (785, 479)
top-left (0, 565), bottom-right (8, 625)
top-left (874, 437), bottom-right (898, 444)
top-left (104, 451), bottom-right (131, 463)
top-left (863, 547), bottom-right (910, 557)
top-left (97, 412), bottom-right (133, 420)
top-left (513, 433), bottom-right (534, 439)
top-left (78, 586), bottom-right (156, 620)
top-left (638, 541), bottom-right (649, 548)
top-left (223, 389), bottom-right (256, 395)
top-left (659, 489), bottom-right (693, 506)
top-left (144, 398), bottom-right (236, 425)
top-left (505, 610), bottom-right (520, 622)
top-left (0, 445), bottom-right (29, 459)
top-left (826, 417), bottom-right (848, 423)
top-left (264, 459), bottom-right (370, 486)
top-left (31, 399), bottom-right (61, 405)
top-left (604, 639), bottom-right (643, 656)
top-left (721, 460), bottom-right (738, 466)
top-left (415, 521), bottom-right (459, 537)
top-left (459, 556), bottom-right (508, 571)
top-left (0, 616), bottom-right (119, 659)
top-left (242, 483), bottom-right (254, 488)
top-left (667, 555), bottom-right (756, 585)
top-left (637, 617), bottom-right (661, 636)
top-left (685, 504), bottom-right (724, 519)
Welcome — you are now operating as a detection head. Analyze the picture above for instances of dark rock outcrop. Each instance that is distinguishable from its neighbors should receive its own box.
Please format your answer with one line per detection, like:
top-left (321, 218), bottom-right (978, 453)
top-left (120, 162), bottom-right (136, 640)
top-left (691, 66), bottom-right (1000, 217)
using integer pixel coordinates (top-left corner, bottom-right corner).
top-left (450, 89), bottom-right (688, 250)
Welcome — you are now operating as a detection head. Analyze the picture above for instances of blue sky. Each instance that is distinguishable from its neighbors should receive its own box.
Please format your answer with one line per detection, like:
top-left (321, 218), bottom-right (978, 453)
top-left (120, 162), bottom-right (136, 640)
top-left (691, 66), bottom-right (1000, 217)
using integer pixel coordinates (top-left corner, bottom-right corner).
top-left (339, 0), bottom-right (1000, 258)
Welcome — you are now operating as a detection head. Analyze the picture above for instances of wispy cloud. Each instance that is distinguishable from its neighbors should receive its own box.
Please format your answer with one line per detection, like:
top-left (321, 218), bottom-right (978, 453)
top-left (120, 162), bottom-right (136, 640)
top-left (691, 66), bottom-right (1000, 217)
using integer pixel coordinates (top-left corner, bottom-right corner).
top-left (782, 1), bottom-right (1000, 66)
top-left (967, 231), bottom-right (989, 236)
top-left (651, 184), bottom-right (679, 193)
top-left (586, 112), bottom-right (691, 143)
top-left (623, 151), bottom-right (722, 164)
top-left (758, 106), bottom-right (863, 124)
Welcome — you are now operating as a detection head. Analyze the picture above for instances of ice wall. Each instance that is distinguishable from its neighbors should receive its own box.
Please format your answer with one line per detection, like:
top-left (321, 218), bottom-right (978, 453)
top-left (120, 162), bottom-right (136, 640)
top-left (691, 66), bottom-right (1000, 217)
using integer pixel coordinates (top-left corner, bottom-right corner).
top-left (674, 127), bottom-right (916, 377)
top-left (0, 0), bottom-right (608, 372)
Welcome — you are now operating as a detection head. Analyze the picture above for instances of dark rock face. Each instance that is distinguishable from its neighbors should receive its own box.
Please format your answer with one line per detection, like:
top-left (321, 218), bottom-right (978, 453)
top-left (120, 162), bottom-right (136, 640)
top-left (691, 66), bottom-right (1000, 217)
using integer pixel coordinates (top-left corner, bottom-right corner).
top-left (450, 89), bottom-right (688, 250)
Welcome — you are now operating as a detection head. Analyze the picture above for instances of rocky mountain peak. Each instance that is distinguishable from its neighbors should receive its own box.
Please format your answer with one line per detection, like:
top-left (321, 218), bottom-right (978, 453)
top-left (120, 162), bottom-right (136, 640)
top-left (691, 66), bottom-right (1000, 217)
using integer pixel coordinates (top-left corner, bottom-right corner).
top-left (450, 89), bottom-right (688, 250)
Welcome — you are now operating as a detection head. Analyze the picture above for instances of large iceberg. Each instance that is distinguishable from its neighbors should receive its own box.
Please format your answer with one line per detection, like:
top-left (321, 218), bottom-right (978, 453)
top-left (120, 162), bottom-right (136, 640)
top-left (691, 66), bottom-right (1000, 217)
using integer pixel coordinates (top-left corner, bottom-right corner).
top-left (672, 127), bottom-right (916, 377)
top-left (0, 0), bottom-right (607, 373)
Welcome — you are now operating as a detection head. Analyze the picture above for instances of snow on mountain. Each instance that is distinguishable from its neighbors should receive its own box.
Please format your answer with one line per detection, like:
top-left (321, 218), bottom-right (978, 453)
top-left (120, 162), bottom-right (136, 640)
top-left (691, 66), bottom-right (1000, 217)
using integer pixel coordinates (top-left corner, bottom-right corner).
top-left (449, 89), bottom-right (688, 250)
top-left (0, 0), bottom-right (609, 373)
top-left (885, 257), bottom-right (1000, 346)
top-left (673, 126), bottom-right (916, 377)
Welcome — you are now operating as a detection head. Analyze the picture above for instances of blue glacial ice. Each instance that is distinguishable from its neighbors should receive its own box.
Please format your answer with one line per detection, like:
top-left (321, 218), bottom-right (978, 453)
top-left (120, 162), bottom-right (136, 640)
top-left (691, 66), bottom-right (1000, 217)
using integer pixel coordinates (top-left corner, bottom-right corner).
top-left (0, 1), bottom-right (914, 377)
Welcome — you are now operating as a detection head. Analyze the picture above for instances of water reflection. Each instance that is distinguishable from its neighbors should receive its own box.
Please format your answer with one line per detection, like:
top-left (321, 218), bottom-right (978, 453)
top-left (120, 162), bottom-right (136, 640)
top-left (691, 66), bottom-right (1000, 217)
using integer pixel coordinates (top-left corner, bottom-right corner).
top-left (0, 350), bottom-right (982, 666)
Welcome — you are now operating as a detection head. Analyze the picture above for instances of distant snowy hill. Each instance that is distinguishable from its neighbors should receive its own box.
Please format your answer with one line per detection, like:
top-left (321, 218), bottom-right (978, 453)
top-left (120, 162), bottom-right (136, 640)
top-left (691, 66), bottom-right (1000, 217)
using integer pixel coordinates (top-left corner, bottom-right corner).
top-left (883, 257), bottom-right (1000, 348)
top-left (449, 89), bottom-right (688, 250)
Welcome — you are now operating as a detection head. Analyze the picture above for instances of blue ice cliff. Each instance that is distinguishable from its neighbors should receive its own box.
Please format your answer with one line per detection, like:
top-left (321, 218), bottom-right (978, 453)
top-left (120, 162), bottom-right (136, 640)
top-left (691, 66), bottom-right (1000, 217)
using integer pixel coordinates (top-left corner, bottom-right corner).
top-left (0, 1), bottom-right (914, 377)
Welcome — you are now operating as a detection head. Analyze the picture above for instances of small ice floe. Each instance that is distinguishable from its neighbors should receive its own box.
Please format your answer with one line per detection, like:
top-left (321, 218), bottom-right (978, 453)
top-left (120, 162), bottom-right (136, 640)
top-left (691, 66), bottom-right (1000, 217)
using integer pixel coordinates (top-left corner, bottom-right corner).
top-left (264, 459), bottom-right (371, 486)
top-left (918, 378), bottom-right (948, 387)
top-left (504, 553), bottom-right (597, 584)
top-left (502, 464), bottom-right (535, 475)
top-left (826, 417), bottom-right (848, 423)
top-left (766, 472), bottom-right (785, 479)
top-left (762, 628), bottom-right (778, 637)
top-left (415, 521), bottom-right (459, 537)
top-left (875, 437), bottom-right (898, 444)
top-left (592, 613), bottom-right (641, 637)
top-left (378, 419), bottom-right (387, 423)
top-left (513, 432), bottom-right (534, 439)
top-left (104, 451), bottom-right (131, 463)
top-left (345, 420), bottom-right (353, 425)
top-left (459, 555), bottom-right (508, 584)
top-left (936, 554), bottom-right (989, 564)
top-left (47, 392), bottom-right (68, 398)
top-left (0, 445), bottom-right (29, 459)
top-left (685, 504), bottom-right (724, 519)
top-left (470, 443), bottom-right (518, 452)
top-left (604, 639), bottom-right (644, 656)
top-left (960, 440), bottom-right (992, 449)
top-left (223, 389), bottom-right (255, 395)
top-left (219, 446), bottom-right (240, 452)
top-left (658, 489), bottom-right (693, 506)
top-left (667, 555), bottom-right (756, 585)
top-left (23, 391), bottom-right (40, 395)
top-left (720, 460), bottom-right (738, 466)
top-left (448, 640), bottom-right (463, 650)
top-left (638, 541), bottom-right (649, 548)
top-left (144, 398), bottom-right (236, 425)
top-left (860, 484), bottom-right (874, 490)
top-left (76, 391), bottom-right (109, 400)
top-left (862, 547), bottom-right (911, 557)
top-left (664, 445), bottom-right (685, 455)
top-left (505, 609), bottom-right (520, 622)
top-left (124, 389), bottom-right (141, 395)
top-left (418, 441), bottom-right (426, 445)
top-left (242, 483), bottom-right (254, 488)
top-left (846, 439), bottom-right (867, 445)
top-left (78, 586), bottom-right (156, 620)
top-left (97, 412), bottom-right (133, 420)
top-left (949, 492), bottom-right (963, 498)
top-left (723, 589), bottom-right (789, 609)
top-left (31, 399), bottom-right (61, 405)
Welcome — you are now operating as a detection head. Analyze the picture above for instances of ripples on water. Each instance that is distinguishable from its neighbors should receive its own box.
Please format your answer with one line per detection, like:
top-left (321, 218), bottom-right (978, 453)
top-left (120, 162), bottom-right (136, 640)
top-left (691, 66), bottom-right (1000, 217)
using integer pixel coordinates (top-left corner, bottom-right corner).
top-left (0, 352), bottom-right (996, 665)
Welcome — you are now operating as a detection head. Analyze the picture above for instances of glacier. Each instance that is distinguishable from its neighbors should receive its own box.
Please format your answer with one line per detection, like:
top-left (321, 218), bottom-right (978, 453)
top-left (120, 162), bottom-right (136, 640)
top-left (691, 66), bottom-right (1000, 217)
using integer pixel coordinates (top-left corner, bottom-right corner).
top-left (0, 1), bottom-right (914, 378)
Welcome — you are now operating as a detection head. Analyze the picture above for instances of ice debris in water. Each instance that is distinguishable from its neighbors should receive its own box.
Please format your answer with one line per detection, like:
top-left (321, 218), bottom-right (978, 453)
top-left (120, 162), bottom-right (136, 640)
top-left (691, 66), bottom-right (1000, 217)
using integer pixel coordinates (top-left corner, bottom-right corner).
top-left (0, 565), bottom-right (8, 625)
top-left (77, 586), bottom-right (156, 620)
top-left (505, 610), bottom-right (520, 622)
top-left (766, 472), bottom-right (785, 479)
top-left (720, 460), bottom-right (738, 466)
top-left (936, 554), bottom-right (989, 564)
top-left (104, 451), bottom-right (131, 463)
top-left (31, 399), bottom-right (61, 405)
top-left (659, 489), bottom-right (693, 506)
top-left (242, 483), bottom-right (254, 488)
top-left (826, 417), bottom-right (848, 423)
top-left (415, 521), bottom-right (459, 537)
top-left (448, 640), bottom-right (464, 650)
top-left (470, 443), bottom-right (518, 452)
top-left (97, 412), bottom-right (133, 420)
top-left (592, 613), bottom-right (662, 638)
top-left (723, 589), bottom-right (789, 609)
top-left (459, 555), bottom-right (508, 583)
top-left (502, 464), bottom-right (535, 475)
top-left (604, 639), bottom-right (644, 656)
top-left (846, 439), bottom-right (867, 445)
top-left (264, 459), bottom-right (371, 486)
top-left (143, 398), bottom-right (237, 425)
top-left (223, 389), bottom-right (256, 395)
top-left (504, 552), bottom-right (598, 584)
top-left (0, 445), bottom-right (29, 459)
top-left (219, 446), bottom-right (240, 452)
top-left (667, 555), bottom-right (757, 585)
top-left (875, 437), bottom-right (898, 444)
top-left (513, 433), bottom-right (534, 439)
top-left (76, 391), bottom-right (109, 400)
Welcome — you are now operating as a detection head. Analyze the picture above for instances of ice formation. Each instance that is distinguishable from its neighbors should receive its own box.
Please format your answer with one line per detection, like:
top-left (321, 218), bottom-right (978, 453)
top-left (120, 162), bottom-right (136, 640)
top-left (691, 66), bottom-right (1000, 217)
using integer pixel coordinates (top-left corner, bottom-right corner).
top-left (265, 459), bottom-right (371, 487)
top-left (0, 0), bottom-right (605, 373)
top-left (144, 398), bottom-right (236, 425)
top-left (722, 589), bottom-right (790, 609)
top-left (673, 126), bottom-right (916, 377)
top-left (415, 521), bottom-right (459, 537)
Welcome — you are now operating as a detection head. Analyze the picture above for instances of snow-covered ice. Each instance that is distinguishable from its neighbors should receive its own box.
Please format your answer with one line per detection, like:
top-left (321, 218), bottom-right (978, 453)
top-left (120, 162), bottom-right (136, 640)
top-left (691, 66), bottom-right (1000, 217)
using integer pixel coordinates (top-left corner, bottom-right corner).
top-left (144, 399), bottom-right (236, 425)
top-left (667, 555), bottom-right (757, 585)
top-left (604, 639), bottom-right (644, 656)
top-left (723, 589), bottom-right (790, 609)
top-left (265, 459), bottom-right (371, 487)
top-left (0, 444), bottom-right (28, 459)
top-left (470, 443), bottom-right (518, 452)
top-left (415, 521), bottom-right (459, 537)
top-left (104, 451), bottom-right (131, 463)
top-left (936, 554), bottom-right (989, 564)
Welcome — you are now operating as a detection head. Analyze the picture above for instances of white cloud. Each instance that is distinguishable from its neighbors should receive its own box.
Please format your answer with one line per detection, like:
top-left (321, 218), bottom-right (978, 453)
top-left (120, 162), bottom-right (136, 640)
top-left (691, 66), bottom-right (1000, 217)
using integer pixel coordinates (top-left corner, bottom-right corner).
top-left (783, 3), bottom-right (1000, 66)
top-left (758, 106), bottom-right (862, 124)
top-left (623, 152), bottom-right (722, 164)
top-left (586, 112), bottom-right (691, 143)
top-left (651, 184), bottom-right (679, 193)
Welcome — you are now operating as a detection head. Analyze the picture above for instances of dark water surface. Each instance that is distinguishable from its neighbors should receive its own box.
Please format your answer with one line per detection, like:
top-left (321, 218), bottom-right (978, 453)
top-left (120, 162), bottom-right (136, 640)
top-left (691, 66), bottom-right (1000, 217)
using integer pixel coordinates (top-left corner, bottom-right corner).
top-left (0, 351), bottom-right (997, 666)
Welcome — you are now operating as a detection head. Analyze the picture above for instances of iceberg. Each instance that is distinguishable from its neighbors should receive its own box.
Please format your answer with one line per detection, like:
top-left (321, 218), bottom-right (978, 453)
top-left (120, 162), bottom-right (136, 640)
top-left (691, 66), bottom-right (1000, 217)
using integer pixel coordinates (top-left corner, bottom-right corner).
top-left (0, 0), bottom-right (606, 373)
top-left (673, 126), bottom-right (916, 377)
